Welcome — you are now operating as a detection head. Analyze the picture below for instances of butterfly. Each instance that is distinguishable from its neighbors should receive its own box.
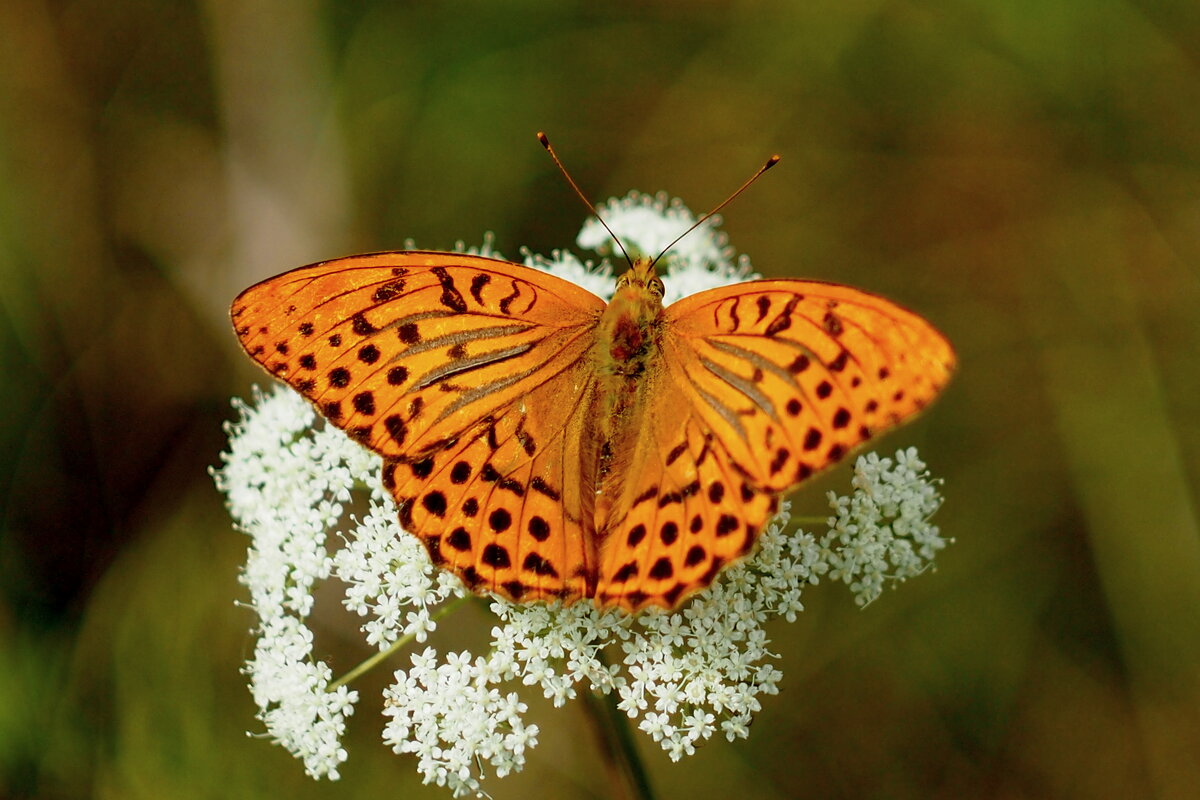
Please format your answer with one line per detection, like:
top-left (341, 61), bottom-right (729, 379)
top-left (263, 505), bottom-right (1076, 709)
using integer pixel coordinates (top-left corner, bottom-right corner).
top-left (230, 148), bottom-right (954, 613)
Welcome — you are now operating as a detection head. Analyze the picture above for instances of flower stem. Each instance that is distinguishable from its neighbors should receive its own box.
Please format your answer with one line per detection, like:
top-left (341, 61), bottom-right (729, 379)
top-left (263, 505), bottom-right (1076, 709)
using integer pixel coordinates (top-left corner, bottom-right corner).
top-left (329, 596), bottom-right (469, 689)
top-left (581, 655), bottom-right (656, 800)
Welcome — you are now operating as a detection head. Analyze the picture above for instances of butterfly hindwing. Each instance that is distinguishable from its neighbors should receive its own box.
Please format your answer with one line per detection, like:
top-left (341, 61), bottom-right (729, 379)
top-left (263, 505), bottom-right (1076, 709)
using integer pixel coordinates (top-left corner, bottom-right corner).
top-left (386, 369), bottom-right (600, 604)
top-left (593, 366), bottom-right (779, 611)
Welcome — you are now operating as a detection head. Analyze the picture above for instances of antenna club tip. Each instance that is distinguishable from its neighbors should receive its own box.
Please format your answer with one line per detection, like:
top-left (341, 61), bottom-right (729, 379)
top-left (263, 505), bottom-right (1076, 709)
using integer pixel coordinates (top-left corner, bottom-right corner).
top-left (766, 155), bottom-right (781, 168)
top-left (537, 131), bottom-right (551, 148)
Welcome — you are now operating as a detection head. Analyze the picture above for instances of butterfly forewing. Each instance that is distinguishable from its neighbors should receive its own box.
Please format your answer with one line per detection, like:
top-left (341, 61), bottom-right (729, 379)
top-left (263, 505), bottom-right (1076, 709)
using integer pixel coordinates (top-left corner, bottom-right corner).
top-left (232, 251), bottom-right (607, 603)
top-left (232, 252), bottom-right (604, 455)
top-left (664, 280), bottom-right (955, 491)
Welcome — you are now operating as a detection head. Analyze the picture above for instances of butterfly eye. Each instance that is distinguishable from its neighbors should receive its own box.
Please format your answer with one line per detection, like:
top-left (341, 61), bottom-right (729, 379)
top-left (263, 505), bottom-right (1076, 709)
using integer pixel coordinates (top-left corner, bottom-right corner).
top-left (649, 277), bottom-right (665, 298)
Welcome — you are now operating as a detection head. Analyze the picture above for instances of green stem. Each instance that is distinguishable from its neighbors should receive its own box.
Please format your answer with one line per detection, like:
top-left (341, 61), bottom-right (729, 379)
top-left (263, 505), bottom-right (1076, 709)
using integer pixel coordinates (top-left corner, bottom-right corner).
top-left (329, 596), bottom-right (469, 689)
top-left (581, 654), bottom-right (656, 800)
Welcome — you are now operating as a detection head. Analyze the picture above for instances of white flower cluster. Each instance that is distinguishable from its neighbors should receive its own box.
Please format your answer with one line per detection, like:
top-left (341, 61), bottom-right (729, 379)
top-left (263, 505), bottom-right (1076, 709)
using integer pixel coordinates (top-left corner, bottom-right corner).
top-left (215, 193), bottom-right (950, 796)
top-left (382, 648), bottom-right (538, 795)
top-left (488, 503), bottom-right (817, 761)
top-left (213, 390), bottom-right (360, 780)
top-left (333, 500), bottom-right (462, 649)
top-left (553, 190), bottom-right (755, 303)
top-left (822, 448), bottom-right (947, 606)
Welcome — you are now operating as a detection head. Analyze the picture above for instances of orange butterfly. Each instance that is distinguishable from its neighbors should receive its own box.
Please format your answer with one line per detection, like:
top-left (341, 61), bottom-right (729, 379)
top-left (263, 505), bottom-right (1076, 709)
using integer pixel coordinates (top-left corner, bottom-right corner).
top-left (231, 142), bottom-right (954, 612)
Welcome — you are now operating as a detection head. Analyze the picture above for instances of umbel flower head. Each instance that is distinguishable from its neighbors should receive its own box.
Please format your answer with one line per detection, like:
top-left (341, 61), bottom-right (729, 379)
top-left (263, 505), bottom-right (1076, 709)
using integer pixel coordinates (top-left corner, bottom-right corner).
top-left (213, 191), bottom-right (950, 797)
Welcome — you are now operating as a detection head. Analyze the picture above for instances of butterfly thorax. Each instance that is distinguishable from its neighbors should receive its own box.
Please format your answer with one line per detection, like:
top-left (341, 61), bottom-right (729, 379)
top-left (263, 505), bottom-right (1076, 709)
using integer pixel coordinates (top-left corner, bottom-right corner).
top-left (593, 261), bottom-right (666, 417)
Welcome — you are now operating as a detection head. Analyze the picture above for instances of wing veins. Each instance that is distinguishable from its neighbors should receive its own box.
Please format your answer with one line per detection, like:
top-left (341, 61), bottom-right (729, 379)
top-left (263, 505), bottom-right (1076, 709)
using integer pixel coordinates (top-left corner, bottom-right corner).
top-left (392, 323), bottom-right (538, 359)
top-left (455, 376), bottom-right (595, 595)
top-left (681, 369), bottom-right (750, 446)
top-left (698, 355), bottom-right (779, 421)
top-left (433, 330), bottom-right (593, 423)
top-left (771, 311), bottom-right (913, 412)
top-left (409, 342), bottom-right (535, 391)
top-left (503, 379), bottom-right (596, 595)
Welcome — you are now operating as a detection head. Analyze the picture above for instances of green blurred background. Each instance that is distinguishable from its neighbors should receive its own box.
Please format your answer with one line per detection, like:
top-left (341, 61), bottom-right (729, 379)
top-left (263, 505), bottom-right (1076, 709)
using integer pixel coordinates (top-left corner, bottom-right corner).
top-left (3, 0), bottom-right (1199, 797)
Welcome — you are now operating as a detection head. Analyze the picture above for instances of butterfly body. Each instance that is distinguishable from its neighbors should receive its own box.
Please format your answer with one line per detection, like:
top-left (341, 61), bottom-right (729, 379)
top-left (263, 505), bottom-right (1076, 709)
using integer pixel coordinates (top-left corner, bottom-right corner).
top-left (590, 257), bottom-right (665, 517)
top-left (232, 250), bottom-right (954, 612)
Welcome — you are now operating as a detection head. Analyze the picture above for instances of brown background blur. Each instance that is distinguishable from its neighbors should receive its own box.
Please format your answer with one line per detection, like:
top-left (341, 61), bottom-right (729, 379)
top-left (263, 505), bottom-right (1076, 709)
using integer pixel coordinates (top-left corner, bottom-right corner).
top-left (3, 1), bottom-right (1199, 798)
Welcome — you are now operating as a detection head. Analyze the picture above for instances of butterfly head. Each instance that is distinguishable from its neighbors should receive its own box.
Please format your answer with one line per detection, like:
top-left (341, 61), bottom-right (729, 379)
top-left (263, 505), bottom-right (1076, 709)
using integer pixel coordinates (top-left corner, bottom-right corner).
top-left (614, 257), bottom-right (665, 302)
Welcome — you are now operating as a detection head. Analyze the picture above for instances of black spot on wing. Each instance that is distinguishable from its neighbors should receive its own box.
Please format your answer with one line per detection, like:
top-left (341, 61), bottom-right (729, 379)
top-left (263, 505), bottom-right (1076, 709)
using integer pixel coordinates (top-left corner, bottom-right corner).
top-left (823, 310), bottom-right (844, 336)
top-left (612, 561), bottom-right (638, 583)
top-left (352, 313), bottom-right (377, 335)
top-left (482, 544), bottom-right (511, 568)
top-left (328, 367), bottom-right (351, 388)
top-left (755, 295), bottom-right (771, 323)
top-left (528, 516), bottom-right (551, 541)
top-left (499, 280), bottom-right (521, 315)
top-left (470, 273), bottom-right (490, 305)
top-left (531, 477), bottom-right (560, 501)
top-left (523, 552), bottom-right (559, 577)
top-left (632, 485), bottom-right (658, 507)
top-left (398, 323), bottom-right (420, 344)
top-left (384, 415), bottom-right (406, 444)
top-left (373, 279), bottom-right (406, 302)
top-left (727, 297), bottom-right (741, 331)
top-left (447, 527), bottom-right (471, 551)
top-left (431, 266), bottom-right (468, 313)
top-left (765, 295), bottom-right (800, 337)
top-left (649, 558), bottom-right (674, 580)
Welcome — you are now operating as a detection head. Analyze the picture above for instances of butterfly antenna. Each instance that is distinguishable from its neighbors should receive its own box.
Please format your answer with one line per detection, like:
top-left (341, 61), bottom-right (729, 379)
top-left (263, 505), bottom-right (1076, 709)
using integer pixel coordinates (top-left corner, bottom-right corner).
top-left (538, 131), bottom-right (634, 268)
top-left (650, 154), bottom-right (781, 268)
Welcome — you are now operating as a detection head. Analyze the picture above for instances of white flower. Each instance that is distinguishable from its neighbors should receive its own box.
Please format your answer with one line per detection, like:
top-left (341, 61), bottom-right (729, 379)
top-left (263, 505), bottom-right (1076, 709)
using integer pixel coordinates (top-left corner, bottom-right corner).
top-left (243, 615), bottom-right (358, 780)
top-left (215, 192), bottom-right (950, 794)
top-left (822, 448), bottom-right (947, 607)
top-left (381, 648), bottom-right (539, 797)
top-left (213, 391), bottom-right (362, 780)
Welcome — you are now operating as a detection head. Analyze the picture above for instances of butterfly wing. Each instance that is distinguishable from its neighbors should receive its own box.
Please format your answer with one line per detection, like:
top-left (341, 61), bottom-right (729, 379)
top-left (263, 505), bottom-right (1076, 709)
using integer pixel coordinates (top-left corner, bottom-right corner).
top-left (592, 362), bottom-right (783, 611)
top-left (232, 251), bottom-right (607, 603)
top-left (594, 279), bottom-right (955, 611)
